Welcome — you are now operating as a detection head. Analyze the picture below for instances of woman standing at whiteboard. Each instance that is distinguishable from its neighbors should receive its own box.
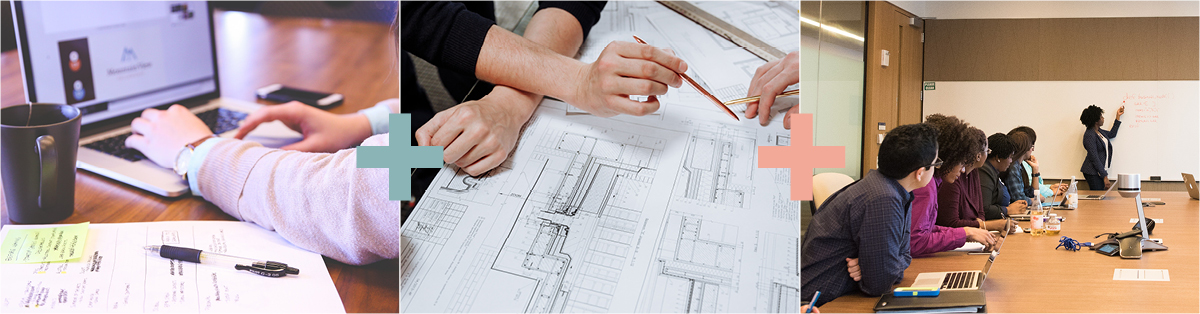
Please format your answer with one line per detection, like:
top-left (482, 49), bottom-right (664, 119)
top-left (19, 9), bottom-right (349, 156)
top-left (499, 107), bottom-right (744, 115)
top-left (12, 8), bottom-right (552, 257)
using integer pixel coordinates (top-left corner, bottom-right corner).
top-left (1079, 104), bottom-right (1125, 190)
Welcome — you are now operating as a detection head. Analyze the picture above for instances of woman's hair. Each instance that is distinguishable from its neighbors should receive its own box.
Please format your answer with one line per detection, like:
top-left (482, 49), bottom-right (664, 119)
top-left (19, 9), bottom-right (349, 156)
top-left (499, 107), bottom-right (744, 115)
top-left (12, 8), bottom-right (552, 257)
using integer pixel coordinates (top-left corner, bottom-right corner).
top-left (1080, 105), bottom-right (1104, 127)
top-left (878, 123), bottom-right (939, 180)
top-left (924, 114), bottom-right (986, 177)
top-left (1007, 131), bottom-right (1033, 160)
top-left (1009, 126), bottom-right (1036, 145)
top-left (987, 133), bottom-right (1015, 160)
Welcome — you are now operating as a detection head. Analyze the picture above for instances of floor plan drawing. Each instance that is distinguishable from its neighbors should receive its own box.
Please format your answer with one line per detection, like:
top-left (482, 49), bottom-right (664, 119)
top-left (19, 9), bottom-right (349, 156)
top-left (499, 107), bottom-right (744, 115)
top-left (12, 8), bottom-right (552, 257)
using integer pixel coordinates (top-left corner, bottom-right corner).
top-left (676, 121), bottom-right (757, 209)
top-left (638, 213), bottom-right (740, 313)
top-left (401, 2), bottom-right (799, 312)
top-left (400, 198), bottom-right (467, 303)
top-left (755, 233), bottom-right (799, 313)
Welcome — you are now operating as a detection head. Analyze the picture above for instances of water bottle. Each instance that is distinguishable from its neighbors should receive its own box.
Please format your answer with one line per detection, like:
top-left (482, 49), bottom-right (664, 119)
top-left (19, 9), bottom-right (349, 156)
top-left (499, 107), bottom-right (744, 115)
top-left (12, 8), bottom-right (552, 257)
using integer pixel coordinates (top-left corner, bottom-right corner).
top-left (1031, 209), bottom-right (1045, 237)
top-left (1066, 176), bottom-right (1079, 209)
top-left (1046, 214), bottom-right (1062, 235)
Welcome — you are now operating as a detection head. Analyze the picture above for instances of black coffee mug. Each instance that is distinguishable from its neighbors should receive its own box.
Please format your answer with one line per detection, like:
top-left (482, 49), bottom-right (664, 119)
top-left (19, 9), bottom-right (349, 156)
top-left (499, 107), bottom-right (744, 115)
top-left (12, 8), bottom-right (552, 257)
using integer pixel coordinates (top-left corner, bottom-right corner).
top-left (1, 103), bottom-right (81, 223)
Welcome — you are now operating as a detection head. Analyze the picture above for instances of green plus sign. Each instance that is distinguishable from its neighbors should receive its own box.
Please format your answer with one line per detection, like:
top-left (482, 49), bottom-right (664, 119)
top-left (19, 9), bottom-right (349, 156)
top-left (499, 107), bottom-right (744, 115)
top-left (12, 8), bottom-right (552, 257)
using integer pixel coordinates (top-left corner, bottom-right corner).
top-left (357, 114), bottom-right (444, 200)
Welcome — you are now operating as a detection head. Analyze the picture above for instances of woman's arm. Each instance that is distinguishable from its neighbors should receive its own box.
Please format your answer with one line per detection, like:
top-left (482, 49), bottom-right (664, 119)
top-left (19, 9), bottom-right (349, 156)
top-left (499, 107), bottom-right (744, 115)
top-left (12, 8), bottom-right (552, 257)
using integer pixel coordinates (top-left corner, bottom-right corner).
top-left (195, 135), bottom-right (399, 265)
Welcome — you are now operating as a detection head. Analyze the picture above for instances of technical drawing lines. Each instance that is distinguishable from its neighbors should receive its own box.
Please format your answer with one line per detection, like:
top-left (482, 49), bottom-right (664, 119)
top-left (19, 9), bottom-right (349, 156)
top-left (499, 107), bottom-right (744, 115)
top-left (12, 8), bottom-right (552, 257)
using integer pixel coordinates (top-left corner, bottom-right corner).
top-left (677, 123), bottom-right (757, 209)
top-left (403, 198), bottom-right (465, 245)
top-left (639, 213), bottom-right (740, 313)
top-left (756, 233), bottom-right (799, 313)
top-left (401, 198), bottom-right (468, 308)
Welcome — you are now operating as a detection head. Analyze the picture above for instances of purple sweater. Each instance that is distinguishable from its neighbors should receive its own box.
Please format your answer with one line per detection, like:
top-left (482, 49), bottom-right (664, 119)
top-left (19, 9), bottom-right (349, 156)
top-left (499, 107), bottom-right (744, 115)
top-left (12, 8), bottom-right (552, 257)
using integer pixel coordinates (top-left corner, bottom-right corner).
top-left (909, 177), bottom-right (967, 257)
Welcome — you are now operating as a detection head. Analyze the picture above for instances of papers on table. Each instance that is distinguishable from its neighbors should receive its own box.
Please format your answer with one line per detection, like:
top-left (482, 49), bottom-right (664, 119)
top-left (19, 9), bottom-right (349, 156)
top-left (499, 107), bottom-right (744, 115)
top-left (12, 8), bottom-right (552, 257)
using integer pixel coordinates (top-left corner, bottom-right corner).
top-left (0, 221), bottom-right (344, 313)
top-left (1113, 269), bottom-right (1170, 281)
top-left (952, 242), bottom-right (986, 253)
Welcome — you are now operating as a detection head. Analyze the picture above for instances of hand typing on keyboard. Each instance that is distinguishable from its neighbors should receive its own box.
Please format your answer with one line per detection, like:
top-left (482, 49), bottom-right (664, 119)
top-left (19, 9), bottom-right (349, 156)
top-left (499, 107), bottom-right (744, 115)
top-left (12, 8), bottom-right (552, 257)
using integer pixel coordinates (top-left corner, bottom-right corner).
top-left (233, 101), bottom-right (372, 153)
top-left (125, 105), bottom-right (215, 169)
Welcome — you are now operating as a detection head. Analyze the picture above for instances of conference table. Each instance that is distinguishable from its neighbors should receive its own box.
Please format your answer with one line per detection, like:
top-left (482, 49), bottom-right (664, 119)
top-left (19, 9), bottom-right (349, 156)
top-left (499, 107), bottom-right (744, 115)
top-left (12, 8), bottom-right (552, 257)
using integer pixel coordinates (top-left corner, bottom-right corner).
top-left (818, 191), bottom-right (1199, 313)
top-left (0, 10), bottom-right (399, 313)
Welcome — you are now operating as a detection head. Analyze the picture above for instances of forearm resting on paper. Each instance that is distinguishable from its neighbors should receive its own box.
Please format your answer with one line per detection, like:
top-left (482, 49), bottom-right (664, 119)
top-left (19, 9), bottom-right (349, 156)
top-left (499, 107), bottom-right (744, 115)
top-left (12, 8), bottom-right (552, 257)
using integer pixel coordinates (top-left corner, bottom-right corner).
top-left (197, 138), bottom-right (398, 265)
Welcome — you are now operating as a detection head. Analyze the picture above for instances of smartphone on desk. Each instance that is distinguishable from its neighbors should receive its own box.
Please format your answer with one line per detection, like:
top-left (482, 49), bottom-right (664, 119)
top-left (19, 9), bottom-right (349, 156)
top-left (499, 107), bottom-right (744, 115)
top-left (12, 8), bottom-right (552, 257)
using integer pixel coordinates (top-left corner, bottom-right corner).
top-left (256, 84), bottom-right (343, 108)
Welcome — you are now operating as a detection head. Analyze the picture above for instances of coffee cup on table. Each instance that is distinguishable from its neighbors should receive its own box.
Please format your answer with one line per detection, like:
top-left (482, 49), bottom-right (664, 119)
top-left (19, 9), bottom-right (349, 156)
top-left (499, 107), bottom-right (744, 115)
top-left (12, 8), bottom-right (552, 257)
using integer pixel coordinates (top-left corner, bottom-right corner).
top-left (1, 103), bottom-right (81, 223)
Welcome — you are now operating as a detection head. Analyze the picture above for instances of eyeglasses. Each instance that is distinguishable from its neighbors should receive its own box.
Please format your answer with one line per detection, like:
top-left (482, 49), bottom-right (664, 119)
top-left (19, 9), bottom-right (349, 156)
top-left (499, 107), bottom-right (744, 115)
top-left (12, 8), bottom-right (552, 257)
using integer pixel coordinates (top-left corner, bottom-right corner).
top-left (928, 157), bottom-right (944, 169)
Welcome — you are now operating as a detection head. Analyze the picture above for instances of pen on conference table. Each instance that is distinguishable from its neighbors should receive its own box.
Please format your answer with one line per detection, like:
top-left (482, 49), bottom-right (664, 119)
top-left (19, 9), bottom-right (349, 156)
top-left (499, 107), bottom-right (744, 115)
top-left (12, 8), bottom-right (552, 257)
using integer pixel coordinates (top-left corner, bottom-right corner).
top-left (722, 89), bottom-right (800, 106)
top-left (631, 35), bottom-right (740, 121)
top-left (144, 245), bottom-right (299, 277)
top-left (806, 291), bottom-right (820, 313)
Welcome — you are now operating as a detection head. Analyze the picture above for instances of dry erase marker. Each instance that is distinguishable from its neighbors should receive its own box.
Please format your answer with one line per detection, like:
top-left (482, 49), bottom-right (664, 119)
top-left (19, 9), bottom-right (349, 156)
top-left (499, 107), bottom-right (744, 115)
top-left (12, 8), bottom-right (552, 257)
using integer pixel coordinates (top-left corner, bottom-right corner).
top-left (806, 291), bottom-right (820, 313)
top-left (145, 245), bottom-right (299, 277)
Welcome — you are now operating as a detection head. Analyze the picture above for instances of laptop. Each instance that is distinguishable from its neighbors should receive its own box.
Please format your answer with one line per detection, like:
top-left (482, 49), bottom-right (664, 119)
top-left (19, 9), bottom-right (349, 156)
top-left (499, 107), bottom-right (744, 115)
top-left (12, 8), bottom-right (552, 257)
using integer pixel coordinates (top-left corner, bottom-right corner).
top-left (1080, 180), bottom-right (1117, 200)
top-left (12, 1), bottom-right (301, 196)
top-left (1184, 173), bottom-right (1200, 200)
top-left (911, 223), bottom-right (1007, 290)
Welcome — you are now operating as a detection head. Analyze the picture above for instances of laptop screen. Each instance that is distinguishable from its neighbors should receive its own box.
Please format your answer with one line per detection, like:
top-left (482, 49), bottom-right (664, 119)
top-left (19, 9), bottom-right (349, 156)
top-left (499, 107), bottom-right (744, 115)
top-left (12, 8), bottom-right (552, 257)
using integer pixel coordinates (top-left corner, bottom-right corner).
top-left (12, 1), bottom-right (218, 126)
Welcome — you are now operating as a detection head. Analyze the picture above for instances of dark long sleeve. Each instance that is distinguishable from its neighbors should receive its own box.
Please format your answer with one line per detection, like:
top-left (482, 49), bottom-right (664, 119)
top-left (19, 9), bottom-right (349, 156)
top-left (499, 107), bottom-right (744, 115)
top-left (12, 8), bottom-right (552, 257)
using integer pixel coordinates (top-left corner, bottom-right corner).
top-left (1103, 120), bottom-right (1121, 139)
top-left (937, 175), bottom-right (979, 228)
top-left (400, 1), bottom-right (496, 76)
top-left (980, 166), bottom-right (1006, 220)
top-left (1082, 132), bottom-right (1108, 177)
top-left (538, 1), bottom-right (607, 39)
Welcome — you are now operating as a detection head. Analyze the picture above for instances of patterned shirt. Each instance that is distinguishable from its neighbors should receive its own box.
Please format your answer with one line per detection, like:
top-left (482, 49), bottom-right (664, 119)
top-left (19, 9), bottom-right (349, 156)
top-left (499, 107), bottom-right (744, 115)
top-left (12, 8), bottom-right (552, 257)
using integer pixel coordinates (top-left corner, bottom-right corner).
top-left (801, 170), bottom-right (914, 307)
top-left (1005, 162), bottom-right (1033, 204)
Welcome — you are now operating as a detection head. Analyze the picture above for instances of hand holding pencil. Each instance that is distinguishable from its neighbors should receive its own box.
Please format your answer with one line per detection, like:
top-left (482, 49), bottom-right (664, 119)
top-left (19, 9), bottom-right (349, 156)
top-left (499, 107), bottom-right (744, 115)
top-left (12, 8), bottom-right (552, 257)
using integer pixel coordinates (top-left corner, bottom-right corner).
top-left (746, 51), bottom-right (800, 127)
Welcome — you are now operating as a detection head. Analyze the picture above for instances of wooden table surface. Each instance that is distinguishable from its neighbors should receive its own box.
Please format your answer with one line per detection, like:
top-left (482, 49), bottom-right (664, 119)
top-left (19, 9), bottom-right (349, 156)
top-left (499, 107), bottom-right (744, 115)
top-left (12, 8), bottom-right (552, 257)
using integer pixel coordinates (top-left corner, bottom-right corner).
top-left (1, 10), bottom-right (399, 313)
top-left (818, 191), bottom-right (1200, 313)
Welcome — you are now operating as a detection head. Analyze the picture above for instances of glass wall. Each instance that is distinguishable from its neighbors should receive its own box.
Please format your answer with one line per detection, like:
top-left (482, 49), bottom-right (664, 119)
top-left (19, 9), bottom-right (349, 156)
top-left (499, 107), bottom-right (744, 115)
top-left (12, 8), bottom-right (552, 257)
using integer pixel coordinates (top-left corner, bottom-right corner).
top-left (800, 1), bottom-right (865, 222)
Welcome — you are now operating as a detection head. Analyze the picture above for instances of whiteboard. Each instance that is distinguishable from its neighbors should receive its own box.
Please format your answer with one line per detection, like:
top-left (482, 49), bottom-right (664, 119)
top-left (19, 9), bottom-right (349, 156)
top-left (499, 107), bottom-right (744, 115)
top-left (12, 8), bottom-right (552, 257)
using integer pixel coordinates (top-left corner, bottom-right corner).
top-left (923, 81), bottom-right (1199, 181)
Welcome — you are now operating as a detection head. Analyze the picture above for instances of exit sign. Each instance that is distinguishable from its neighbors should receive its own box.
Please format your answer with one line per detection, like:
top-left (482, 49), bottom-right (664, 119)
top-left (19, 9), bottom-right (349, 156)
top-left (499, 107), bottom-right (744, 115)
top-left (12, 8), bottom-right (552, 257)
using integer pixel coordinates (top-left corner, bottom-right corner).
top-left (923, 82), bottom-right (935, 91)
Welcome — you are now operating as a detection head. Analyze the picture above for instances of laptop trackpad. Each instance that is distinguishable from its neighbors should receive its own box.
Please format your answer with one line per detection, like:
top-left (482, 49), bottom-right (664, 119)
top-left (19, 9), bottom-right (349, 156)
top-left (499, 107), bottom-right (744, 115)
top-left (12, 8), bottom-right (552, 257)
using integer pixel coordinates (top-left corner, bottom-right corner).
top-left (228, 120), bottom-right (303, 149)
top-left (912, 276), bottom-right (942, 288)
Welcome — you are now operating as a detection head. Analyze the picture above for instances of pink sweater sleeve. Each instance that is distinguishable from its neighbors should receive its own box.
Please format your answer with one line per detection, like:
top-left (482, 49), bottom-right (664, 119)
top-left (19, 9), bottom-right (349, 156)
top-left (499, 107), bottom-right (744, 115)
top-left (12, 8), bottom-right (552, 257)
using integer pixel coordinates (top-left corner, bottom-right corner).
top-left (195, 134), bottom-right (398, 265)
top-left (909, 179), bottom-right (966, 257)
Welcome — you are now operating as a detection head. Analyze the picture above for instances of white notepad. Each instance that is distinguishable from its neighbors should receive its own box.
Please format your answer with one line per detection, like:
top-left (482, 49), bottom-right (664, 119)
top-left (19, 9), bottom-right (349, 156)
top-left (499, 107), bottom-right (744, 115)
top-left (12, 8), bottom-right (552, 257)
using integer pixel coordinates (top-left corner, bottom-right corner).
top-left (0, 221), bottom-right (345, 313)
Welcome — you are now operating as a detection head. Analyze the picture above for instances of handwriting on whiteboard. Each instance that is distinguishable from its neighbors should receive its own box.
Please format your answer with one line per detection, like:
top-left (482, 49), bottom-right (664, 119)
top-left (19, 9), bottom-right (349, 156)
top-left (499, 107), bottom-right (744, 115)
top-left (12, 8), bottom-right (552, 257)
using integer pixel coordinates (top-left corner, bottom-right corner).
top-left (1122, 93), bottom-right (1166, 128)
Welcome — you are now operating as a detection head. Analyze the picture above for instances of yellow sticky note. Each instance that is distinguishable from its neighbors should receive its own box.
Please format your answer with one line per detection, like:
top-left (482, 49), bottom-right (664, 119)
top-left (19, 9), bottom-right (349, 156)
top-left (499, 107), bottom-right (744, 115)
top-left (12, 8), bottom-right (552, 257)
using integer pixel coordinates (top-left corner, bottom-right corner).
top-left (1, 222), bottom-right (89, 263)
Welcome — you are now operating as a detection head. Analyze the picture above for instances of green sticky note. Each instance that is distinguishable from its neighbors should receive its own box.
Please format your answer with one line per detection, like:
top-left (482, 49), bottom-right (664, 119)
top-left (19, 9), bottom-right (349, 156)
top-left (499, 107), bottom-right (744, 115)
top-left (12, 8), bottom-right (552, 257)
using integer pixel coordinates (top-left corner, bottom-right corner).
top-left (1, 222), bottom-right (90, 263)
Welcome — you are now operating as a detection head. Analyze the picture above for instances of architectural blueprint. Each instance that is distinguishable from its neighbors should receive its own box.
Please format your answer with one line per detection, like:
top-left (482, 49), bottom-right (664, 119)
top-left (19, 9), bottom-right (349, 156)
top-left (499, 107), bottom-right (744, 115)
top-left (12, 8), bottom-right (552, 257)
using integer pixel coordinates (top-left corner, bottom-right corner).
top-left (568, 1), bottom-right (799, 116)
top-left (401, 2), bottom-right (799, 312)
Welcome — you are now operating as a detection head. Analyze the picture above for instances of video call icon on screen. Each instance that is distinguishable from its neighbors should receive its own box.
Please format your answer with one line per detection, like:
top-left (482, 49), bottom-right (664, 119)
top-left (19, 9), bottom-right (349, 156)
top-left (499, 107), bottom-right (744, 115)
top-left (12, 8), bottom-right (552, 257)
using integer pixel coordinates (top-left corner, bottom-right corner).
top-left (58, 37), bottom-right (95, 104)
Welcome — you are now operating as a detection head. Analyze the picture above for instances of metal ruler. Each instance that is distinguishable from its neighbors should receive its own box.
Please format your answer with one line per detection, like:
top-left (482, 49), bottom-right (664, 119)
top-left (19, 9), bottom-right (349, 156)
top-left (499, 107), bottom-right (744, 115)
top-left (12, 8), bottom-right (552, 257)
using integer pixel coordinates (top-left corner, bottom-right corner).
top-left (657, 1), bottom-right (787, 63)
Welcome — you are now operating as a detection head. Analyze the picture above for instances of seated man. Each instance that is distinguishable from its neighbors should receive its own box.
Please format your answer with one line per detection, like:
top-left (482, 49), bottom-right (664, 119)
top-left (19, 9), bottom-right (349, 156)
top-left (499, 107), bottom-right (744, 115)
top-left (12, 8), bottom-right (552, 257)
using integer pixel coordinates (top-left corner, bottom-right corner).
top-left (909, 114), bottom-right (995, 257)
top-left (801, 123), bottom-right (939, 306)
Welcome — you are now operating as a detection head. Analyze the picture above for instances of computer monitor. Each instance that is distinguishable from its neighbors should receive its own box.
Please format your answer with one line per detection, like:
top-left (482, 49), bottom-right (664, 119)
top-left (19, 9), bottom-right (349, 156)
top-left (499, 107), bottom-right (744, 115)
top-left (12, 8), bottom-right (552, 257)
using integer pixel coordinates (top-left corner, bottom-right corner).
top-left (12, 1), bottom-right (220, 126)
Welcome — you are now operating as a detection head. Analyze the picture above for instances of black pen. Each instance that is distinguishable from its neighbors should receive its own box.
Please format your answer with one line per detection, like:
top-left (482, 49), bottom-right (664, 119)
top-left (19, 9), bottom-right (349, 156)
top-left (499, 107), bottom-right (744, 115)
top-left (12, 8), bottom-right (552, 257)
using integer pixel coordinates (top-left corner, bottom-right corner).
top-left (144, 245), bottom-right (299, 277)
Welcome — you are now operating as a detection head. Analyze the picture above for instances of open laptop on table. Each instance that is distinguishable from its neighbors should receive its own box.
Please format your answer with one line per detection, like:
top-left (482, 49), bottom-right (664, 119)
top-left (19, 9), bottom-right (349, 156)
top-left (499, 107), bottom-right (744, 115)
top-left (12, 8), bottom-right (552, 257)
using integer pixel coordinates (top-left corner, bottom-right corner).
top-left (1183, 173), bottom-right (1199, 200)
top-left (1079, 179), bottom-right (1117, 200)
top-left (911, 222), bottom-right (1008, 290)
top-left (12, 1), bottom-right (301, 196)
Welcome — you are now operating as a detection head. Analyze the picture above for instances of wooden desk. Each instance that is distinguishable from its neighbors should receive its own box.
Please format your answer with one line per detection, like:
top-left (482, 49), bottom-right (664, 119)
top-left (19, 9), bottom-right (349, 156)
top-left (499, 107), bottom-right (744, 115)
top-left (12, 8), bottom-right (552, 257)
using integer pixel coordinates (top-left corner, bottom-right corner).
top-left (0, 10), bottom-right (399, 313)
top-left (819, 191), bottom-right (1200, 313)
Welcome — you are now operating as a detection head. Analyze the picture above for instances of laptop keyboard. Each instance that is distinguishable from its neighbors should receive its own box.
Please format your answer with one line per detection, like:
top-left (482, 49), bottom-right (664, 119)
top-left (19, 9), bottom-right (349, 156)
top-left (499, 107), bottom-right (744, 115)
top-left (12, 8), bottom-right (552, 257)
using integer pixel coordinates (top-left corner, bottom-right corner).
top-left (84, 108), bottom-right (248, 162)
top-left (941, 271), bottom-right (977, 289)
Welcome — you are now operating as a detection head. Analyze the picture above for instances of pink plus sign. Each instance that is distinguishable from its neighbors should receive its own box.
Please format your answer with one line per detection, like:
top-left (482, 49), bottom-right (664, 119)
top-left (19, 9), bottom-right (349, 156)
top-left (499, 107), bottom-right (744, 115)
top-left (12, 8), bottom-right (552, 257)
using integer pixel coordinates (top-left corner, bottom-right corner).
top-left (759, 113), bottom-right (845, 201)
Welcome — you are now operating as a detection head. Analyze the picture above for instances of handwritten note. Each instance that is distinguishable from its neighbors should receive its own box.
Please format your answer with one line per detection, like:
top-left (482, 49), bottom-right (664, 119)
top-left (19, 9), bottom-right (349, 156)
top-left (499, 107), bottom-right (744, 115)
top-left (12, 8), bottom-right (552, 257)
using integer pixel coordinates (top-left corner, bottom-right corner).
top-left (1122, 93), bottom-right (1168, 128)
top-left (1, 222), bottom-right (89, 263)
